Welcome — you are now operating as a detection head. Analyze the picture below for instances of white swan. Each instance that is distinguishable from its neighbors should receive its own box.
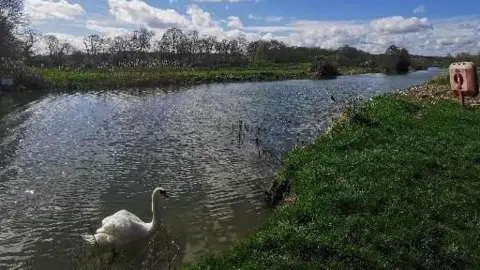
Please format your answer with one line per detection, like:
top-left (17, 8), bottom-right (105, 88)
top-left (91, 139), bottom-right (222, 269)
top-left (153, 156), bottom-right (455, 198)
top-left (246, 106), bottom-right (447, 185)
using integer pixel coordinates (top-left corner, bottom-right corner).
top-left (83, 187), bottom-right (169, 248)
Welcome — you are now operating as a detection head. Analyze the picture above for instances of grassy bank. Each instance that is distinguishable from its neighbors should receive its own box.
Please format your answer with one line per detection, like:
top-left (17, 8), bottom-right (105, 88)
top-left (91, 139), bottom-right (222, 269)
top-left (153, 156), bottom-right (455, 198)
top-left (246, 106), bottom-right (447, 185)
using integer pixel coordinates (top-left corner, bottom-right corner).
top-left (37, 64), bottom-right (382, 90)
top-left (185, 80), bottom-right (480, 269)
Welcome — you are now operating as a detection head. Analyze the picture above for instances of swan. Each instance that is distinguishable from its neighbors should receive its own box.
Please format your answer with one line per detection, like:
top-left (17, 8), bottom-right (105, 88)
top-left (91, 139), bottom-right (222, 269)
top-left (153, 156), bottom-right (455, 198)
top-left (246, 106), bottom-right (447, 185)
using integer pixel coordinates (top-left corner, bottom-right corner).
top-left (83, 187), bottom-right (169, 248)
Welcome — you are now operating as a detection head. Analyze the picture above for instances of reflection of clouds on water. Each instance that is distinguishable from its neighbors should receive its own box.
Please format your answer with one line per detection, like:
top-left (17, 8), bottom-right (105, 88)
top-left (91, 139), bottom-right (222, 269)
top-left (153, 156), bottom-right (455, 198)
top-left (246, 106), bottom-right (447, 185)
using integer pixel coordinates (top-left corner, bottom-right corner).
top-left (0, 69), bottom-right (445, 269)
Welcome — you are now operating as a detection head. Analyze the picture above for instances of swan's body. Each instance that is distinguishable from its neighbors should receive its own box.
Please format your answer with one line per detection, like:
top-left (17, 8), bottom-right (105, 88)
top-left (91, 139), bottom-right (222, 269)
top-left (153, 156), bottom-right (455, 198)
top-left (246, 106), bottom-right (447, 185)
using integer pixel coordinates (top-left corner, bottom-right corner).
top-left (83, 187), bottom-right (169, 248)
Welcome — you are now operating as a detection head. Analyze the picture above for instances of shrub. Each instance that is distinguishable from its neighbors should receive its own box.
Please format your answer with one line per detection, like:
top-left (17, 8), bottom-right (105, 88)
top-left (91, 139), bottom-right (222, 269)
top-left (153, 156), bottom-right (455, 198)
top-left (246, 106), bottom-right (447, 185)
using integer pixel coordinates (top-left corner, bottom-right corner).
top-left (310, 60), bottom-right (339, 77)
top-left (0, 58), bottom-right (48, 90)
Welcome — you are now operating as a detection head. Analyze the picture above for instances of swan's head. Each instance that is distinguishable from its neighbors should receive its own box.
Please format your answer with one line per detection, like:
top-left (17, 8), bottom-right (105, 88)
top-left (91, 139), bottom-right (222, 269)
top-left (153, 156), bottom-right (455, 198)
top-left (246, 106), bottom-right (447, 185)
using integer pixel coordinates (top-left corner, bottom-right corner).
top-left (153, 187), bottom-right (169, 198)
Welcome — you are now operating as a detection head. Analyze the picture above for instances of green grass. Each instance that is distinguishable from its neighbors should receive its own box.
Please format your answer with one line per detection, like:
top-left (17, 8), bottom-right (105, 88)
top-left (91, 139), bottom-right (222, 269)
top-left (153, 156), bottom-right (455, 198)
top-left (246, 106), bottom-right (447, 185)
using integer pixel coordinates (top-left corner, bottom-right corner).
top-left (37, 64), bottom-right (382, 90)
top-left (184, 90), bottom-right (480, 269)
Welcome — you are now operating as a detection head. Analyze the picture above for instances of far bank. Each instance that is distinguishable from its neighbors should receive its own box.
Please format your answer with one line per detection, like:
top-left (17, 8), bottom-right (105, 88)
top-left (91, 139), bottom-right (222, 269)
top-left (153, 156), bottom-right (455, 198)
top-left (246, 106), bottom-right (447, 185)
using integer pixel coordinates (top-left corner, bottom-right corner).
top-left (36, 64), bottom-right (384, 91)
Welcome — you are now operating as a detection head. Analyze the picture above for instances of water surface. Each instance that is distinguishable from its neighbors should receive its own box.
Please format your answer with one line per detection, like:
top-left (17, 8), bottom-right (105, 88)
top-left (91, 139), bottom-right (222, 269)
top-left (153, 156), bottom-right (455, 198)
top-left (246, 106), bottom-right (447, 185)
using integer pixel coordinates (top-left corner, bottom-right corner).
top-left (0, 69), bottom-right (445, 269)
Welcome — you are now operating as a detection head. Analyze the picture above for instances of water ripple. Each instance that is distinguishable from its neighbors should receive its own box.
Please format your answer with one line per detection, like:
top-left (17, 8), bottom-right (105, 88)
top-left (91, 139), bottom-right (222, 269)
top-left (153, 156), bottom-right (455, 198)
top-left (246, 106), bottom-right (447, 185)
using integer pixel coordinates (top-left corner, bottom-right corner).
top-left (0, 70), bottom-right (444, 269)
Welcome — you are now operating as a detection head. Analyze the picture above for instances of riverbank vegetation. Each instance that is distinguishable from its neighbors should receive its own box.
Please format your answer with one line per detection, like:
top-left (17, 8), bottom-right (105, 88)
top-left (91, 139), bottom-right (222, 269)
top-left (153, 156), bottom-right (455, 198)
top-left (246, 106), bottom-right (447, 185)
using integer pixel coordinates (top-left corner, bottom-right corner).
top-left (36, 64), bottom-right (383, 90)
top-left (185, 76), bottom-right (480, 269)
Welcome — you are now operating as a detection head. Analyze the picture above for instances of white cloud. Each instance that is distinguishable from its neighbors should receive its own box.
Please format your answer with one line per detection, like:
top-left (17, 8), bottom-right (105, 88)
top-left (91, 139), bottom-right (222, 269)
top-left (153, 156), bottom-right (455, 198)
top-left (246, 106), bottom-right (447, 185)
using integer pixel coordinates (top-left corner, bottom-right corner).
top-left (34, 32), bottom-right (85, 54)
top-left (28, 0), bottom-right (480, 56)
top-left (248, 14), bottom-right (283, 22)
top-left (227, 16), bottom-right (243, 29)
top-left (261, 32), bottom-right (273, 40)
top-left (370, 16), bottom-right (432, 34)
top-left (85, 20), bottom-right (131, 37)
top-left (413, 4), bottom-right (426, 14)
top-left (107, 0), bottom-right (189, 28)
top-left (265, 16), bottom-right (283, 22)
top-left (24, 0), bottom-right (85, 21)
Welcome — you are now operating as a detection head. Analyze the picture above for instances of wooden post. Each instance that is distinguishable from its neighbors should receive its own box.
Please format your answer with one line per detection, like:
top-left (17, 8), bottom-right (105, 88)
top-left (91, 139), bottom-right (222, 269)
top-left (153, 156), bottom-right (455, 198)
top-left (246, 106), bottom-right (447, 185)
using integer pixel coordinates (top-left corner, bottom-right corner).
top-left (459, 91), bottom-right (466, 106)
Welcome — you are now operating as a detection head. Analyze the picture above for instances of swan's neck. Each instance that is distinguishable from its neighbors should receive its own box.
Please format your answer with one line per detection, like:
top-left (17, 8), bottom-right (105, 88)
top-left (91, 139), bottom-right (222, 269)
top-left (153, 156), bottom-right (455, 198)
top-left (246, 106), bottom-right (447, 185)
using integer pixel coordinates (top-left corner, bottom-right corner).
top-left (150, 193), bottom-right (160, 231)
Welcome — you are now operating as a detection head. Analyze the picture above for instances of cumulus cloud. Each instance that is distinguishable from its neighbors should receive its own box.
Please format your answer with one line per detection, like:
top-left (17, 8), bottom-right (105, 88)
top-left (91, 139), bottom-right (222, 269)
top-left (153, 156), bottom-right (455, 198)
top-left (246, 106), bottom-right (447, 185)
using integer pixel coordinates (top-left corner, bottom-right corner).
top-left (24, 0), bottom-right (85, 21)
top-left (413, 5), bottom-right (426, 14)
top-left (227, 16), bottom-right (243, 29)
top-left (27, 0), bottom-right (480, 56)
top-left (370, 16), bottom-right (432, 34)
top-left (107, 0), bottom-right (189, 28)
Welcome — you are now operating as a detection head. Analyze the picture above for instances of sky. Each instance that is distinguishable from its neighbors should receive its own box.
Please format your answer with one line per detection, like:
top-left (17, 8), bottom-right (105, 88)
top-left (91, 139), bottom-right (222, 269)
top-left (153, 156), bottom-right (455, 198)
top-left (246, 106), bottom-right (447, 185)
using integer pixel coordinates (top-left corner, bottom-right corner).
top-left (23, 0), bottom-right (480, 56)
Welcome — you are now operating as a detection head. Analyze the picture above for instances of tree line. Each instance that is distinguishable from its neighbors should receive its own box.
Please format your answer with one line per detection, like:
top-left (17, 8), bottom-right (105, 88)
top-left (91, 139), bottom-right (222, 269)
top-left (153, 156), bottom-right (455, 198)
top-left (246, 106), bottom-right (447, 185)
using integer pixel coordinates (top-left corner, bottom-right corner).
top-left (26, 28), bottom-right (442, 72)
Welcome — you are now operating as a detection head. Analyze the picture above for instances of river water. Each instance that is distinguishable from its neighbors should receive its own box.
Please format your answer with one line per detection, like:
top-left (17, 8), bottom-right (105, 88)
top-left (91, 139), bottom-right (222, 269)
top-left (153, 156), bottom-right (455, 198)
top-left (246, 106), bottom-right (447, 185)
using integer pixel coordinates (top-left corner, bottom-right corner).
top-left (0, 69), bottom-right (445, 269)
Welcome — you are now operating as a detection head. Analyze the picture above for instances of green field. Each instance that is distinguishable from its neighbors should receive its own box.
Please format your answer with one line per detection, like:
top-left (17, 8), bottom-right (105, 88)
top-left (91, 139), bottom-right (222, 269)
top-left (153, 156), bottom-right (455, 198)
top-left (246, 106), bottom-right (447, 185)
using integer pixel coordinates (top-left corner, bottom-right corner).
top-left (184, 81), bottom-right (480, 269)
top-left (37, 64), bottom-right (382, 90)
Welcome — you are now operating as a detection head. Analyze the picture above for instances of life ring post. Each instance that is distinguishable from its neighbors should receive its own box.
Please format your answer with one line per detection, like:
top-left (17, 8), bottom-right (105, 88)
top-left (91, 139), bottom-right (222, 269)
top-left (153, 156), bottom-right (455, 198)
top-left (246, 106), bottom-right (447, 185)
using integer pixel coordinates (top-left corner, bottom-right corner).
top-left (449, 62), bottom-right (479, 106)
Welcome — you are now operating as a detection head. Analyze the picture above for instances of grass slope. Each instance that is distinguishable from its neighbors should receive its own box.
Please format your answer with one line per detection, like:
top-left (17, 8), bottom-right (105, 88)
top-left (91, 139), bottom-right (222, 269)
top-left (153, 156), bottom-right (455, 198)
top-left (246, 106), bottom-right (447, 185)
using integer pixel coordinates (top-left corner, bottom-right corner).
top-left (185, 92), bottom-right (480, 269)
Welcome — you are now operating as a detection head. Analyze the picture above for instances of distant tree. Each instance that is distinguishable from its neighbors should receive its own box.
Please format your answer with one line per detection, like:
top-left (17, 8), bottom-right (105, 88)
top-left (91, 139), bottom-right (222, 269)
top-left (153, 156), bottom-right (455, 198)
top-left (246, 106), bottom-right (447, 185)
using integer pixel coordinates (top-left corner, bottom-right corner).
top-left (455, 52), bottom-right (473, 62)
top-left (185, 30), bottom-right (199, 63)
top-left (131, 27), bottom-right (155, 59)
top-left (83, 34), bottom-right (104, 59)
top-left (20, 28), bottom-right (41, 63)
top-left (26, 25), bottom-right (455, 72)
top-left (160, 27), bottom-right (186, 55)
top-left (44, 35), bottom-right (73, 66)
top-left (410, 57), bottom-right (429, 70)
top-left (71, 50), bottom-right (85, 67)
top-left (382, 44), bottom-right (411, 74)
top-left (310, 57), bottom-right (338, 77)
top-left (44, 35), bottom-right (61, 63)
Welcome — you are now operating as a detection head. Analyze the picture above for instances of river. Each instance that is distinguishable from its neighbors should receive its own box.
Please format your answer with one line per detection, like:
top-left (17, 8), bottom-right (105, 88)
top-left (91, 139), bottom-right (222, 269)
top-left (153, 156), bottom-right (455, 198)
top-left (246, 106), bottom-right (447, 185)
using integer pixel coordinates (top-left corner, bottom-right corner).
top-left (0, 69), bottom-right (445, 269)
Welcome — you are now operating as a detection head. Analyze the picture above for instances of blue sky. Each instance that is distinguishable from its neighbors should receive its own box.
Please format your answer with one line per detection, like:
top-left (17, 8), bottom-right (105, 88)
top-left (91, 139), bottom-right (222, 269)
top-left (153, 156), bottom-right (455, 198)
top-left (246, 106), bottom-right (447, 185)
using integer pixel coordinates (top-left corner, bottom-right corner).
top-left (75, 0), bottom-right (480, 21)
top-left (24, 0), bottom-right (480, 56)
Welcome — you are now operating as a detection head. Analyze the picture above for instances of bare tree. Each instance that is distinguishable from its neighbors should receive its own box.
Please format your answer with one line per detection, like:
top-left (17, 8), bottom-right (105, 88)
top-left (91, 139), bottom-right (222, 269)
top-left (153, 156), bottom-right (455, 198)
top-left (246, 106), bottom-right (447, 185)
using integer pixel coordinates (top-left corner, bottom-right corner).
top-left (62, 42), bottom-right (75, 55)
top-left (160, 28), bottom-right (186, 55)
top-left (186, 30), bottom-right (199, 64)
top-left (132, 28), bottom-right (155, 52)
top-left (44, 35), bottom-right (61, 58)
top-left (83, 34), bottom-right (104, 58)
top-left (44, 35), bottom-right (72, 66)
top-left (71, 50), bottom-right (85, 67)
top-left (21, 27), bottom-right (40, 63)
top-left (108, 36), bottom-right (130, 65)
